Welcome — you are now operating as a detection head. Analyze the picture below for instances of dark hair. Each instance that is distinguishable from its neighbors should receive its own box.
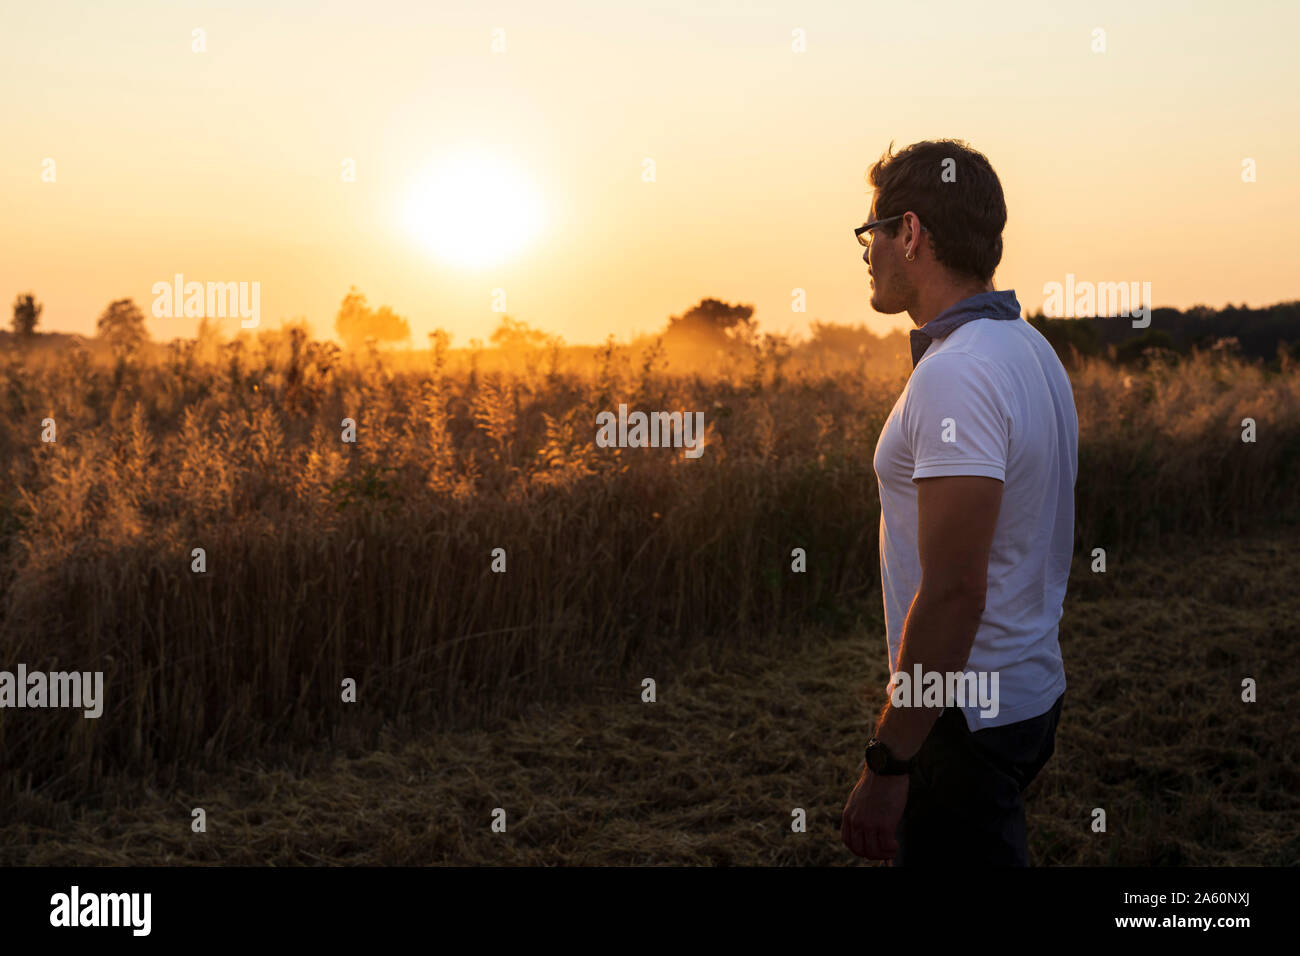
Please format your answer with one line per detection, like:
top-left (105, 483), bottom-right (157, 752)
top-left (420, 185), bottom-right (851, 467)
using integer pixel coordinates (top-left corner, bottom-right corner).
top-left (867, 139), bottom-right (1007, 282)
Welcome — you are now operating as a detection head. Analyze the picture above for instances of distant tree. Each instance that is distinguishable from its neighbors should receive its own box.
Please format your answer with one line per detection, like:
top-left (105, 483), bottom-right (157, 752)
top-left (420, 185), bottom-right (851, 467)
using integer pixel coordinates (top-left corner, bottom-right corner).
top-left (194, 314), bottom-right (224, 362)
top-left (1028, 313), bottom-right (1100, 367)
top-left (490, 315), bottom-right (555, 352)
top-left (96, 298), bottom-right (149, 352)
top-left (1115, 328), bottom-right (1177, 365)
top-left (806, 319), bottom-right (878, 355)
top-left (334, 287), bottom-right (411, 349)
top-left (662, 297), bottom-right (756, 349)
top-left (11, 292), bottom-right (42, 337)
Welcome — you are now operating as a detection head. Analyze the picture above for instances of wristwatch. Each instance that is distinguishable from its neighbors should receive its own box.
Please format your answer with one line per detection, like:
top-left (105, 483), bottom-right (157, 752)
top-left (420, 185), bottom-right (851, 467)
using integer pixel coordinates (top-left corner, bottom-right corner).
top-left (864, 737), bottom-right (914, 775)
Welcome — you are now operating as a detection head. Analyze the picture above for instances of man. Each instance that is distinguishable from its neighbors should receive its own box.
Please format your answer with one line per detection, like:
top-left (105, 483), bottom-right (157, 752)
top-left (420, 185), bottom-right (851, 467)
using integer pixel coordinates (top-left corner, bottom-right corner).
top-left (840, 140), bottom-right (1077, 866)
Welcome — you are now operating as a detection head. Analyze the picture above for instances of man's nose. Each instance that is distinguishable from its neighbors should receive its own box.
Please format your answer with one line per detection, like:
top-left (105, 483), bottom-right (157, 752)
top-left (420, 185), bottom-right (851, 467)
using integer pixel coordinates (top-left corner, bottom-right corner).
top-left (862, 247), bottom-right (870, 264)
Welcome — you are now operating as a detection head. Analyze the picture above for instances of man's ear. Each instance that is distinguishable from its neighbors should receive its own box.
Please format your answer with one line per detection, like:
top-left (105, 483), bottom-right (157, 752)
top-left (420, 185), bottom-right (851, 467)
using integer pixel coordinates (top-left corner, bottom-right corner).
top-left (902, 211), bottom-right (922, 256)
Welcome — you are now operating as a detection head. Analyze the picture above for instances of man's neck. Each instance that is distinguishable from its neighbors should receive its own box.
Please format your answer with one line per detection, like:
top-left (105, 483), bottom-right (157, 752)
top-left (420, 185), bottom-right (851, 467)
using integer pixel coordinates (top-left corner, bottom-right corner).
top-left (909, 279), bottom-right (996, 330)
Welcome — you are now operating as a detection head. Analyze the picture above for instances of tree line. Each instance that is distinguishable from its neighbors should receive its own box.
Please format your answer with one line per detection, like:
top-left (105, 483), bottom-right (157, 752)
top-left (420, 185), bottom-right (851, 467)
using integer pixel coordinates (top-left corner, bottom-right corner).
top-left (8, 289), bottom-right (1300, 368)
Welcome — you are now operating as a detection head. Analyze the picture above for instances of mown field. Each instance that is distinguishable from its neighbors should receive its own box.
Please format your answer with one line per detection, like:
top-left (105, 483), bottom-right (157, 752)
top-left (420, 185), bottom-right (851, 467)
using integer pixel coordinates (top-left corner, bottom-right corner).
top-left (3, 526), bottom-right (1296, 866)
top-left (1, 332), bottom-right (1297, 864)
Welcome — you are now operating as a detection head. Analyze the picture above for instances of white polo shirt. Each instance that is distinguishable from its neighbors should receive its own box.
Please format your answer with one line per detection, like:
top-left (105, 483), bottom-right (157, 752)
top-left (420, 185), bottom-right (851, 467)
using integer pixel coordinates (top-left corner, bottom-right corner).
top-left (872, 305), bottom-right (1077, 732)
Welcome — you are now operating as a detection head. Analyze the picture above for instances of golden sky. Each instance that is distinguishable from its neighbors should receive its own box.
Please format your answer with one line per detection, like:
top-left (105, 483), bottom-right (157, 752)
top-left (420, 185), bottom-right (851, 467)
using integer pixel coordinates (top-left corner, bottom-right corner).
top-left (3, 0), bottom-right (1298, 346)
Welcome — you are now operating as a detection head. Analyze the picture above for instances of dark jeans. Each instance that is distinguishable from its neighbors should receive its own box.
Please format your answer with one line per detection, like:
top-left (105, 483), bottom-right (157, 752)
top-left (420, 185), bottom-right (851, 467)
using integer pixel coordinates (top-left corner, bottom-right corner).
top-left (892, 693), bottom-right (1064, 867)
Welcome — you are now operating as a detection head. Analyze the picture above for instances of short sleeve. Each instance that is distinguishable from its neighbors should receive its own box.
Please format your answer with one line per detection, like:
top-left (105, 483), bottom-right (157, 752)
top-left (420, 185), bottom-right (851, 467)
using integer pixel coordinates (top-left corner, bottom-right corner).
top-left (901, 351), bottom-right (1010, 482)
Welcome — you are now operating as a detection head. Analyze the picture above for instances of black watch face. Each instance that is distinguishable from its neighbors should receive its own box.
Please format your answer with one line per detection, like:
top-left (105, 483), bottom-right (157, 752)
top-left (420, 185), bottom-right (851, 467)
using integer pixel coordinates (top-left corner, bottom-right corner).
top-left (865, 745), bottom-right (884, 771)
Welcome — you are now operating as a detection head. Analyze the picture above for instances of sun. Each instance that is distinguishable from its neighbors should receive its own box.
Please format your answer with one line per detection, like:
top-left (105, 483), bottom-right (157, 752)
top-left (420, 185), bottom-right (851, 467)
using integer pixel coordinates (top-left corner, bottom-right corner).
top-left (404, 150), bottom-right (544, 269)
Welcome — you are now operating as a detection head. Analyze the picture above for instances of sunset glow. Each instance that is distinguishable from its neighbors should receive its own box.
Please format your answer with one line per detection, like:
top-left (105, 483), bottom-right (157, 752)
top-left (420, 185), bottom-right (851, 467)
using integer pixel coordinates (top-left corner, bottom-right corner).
top-left (403, 150), bottom-right (545, 269)
top-left (1, 0), bottom-right (1297, 345)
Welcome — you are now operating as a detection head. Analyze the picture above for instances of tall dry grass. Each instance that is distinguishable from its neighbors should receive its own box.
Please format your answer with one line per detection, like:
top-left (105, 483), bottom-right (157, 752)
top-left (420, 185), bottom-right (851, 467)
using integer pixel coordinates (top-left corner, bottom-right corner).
top-left (0, 332), bottom-right (1296, 808)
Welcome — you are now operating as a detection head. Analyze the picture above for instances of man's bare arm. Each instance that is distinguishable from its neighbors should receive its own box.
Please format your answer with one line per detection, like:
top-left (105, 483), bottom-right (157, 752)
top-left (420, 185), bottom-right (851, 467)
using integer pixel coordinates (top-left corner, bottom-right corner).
top-left (873, 474), bottom-right (1003, 760)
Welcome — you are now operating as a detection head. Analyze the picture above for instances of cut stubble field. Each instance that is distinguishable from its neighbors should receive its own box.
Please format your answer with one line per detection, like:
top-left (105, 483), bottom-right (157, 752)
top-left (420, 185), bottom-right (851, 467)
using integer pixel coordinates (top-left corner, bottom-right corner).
top-left (3, 527), bottom-right (1296, 866)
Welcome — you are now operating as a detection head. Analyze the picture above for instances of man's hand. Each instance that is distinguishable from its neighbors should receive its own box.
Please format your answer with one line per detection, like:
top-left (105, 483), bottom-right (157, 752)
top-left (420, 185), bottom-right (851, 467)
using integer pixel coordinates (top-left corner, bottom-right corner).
top-left (841, 768), bottom-right (910, 860)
